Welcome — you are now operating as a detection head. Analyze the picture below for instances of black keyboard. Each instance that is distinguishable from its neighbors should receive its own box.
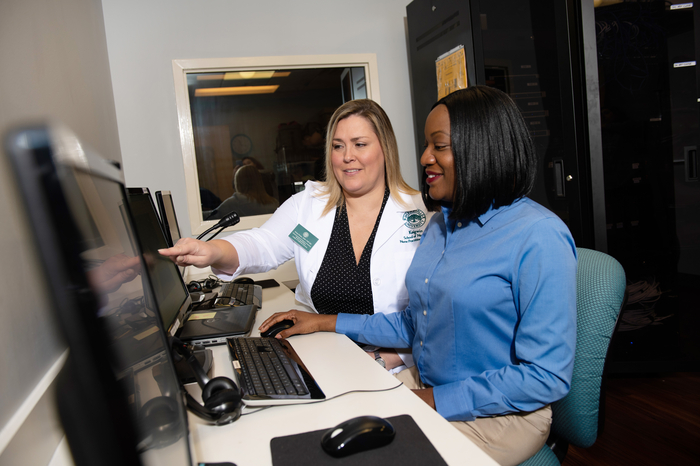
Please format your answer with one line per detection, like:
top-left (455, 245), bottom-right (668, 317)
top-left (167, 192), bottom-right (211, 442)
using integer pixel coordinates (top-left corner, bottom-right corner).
top-left (227, 337), bottom-right (310, 399)
top-left (217, 282), bottom-right (254, 306)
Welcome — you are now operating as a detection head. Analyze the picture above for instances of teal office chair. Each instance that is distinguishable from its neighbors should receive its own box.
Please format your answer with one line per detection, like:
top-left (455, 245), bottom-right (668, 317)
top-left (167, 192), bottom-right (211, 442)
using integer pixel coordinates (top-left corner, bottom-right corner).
top-left (519, 248), bottom-right (627, 466)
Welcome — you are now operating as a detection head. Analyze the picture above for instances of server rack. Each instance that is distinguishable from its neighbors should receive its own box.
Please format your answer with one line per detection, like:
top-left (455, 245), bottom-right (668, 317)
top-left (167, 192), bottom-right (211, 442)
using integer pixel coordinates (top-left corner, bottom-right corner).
top-left (406, 0), bottom-right (601, 248)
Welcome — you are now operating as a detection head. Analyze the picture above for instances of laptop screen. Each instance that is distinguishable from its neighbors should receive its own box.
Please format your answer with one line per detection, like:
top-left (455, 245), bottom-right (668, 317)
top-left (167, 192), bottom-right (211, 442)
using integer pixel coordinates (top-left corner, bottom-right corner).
top-left (5, 124), bottom-right (192, 466)
top-left (126, 188), bottom-right (191, 335)
top-left (155, 190), bottom-right (181, 248)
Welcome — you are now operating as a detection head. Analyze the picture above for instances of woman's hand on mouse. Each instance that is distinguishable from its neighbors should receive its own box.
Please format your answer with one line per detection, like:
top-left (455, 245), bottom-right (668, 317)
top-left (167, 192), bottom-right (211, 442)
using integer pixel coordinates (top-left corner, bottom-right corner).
top-left (259, 310), bottom-right (337, 339)
top-left (159, 238), bottom-right (239, 273)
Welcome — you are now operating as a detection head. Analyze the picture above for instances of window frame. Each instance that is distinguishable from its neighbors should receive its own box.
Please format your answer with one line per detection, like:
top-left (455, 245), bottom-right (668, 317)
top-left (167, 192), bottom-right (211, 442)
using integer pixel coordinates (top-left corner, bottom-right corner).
top-left (171, 54), bottom-right (381, 236)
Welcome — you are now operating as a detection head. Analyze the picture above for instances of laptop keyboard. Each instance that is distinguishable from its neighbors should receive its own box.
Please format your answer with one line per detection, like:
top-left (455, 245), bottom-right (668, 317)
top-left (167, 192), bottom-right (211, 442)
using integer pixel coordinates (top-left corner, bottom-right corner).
top-left (227, 337), bottom-right (309, 398)
top-left (217, 282), bottom-right (254, 306)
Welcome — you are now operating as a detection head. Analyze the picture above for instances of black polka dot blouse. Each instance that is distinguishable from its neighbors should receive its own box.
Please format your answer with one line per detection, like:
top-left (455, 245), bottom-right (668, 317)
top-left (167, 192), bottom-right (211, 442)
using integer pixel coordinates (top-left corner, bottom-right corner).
top-left (310, 188), bottom-right (390, 315)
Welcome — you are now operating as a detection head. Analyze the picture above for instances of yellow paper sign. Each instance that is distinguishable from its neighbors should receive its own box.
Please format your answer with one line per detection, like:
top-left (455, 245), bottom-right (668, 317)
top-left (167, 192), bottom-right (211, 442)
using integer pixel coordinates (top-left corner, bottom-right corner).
top-left (436, 45), bottom-right (468, 100)
top-left (188, 312), bottom-right (217, 321)
top-left (134, 325), bottom-right (159, 341)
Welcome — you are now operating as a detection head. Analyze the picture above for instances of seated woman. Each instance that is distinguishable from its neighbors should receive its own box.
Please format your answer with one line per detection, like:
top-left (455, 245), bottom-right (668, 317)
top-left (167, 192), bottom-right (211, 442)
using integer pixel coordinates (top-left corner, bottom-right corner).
top-left (160, 99), bottom-right (432, 374)
top-left (208, 165), bottom-right (279, 219)
top-left (259, 86), bottom-right (577, 466)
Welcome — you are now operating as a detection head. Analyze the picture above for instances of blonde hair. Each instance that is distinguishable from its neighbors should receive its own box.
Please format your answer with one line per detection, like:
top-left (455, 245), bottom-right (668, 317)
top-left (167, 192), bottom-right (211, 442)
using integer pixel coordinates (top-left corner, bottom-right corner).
top-left (319, 99), bottom-right (417, 216)
top-left (234, 165), bottom-right (276, 205)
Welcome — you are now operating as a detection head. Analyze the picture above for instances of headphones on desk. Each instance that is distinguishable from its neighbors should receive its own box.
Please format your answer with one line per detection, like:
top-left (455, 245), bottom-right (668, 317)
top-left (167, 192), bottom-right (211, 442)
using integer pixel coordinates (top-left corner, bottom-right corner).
top-left (187, 278), bottom-right (220, 293)
top-left (170, 337), bottom-right (242, 426)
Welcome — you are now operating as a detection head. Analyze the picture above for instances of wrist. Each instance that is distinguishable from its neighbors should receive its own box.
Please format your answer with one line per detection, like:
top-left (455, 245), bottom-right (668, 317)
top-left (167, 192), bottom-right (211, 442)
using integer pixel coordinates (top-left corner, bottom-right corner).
top-left (379, 349), bottom-right (403, 370)
top-left (373, 350), bottom-right (386, 368)
top-left (321, 315), bottom-right (338, 332)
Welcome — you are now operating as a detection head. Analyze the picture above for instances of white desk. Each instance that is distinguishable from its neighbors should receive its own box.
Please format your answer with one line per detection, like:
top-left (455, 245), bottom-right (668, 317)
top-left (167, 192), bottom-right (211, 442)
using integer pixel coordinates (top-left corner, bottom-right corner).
top-left (184, 266), bottom-right (497, 466)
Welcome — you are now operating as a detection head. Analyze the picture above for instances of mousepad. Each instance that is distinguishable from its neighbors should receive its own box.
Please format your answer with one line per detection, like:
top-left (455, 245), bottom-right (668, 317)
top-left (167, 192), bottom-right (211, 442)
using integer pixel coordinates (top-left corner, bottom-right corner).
top-left (269, 414), bottom-right (448, 466)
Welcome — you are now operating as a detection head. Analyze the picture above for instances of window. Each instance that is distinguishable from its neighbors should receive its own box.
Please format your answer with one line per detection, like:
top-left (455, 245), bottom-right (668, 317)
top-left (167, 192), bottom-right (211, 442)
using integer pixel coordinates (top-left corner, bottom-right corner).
top-left (172, 54), bottom-right (380, 236)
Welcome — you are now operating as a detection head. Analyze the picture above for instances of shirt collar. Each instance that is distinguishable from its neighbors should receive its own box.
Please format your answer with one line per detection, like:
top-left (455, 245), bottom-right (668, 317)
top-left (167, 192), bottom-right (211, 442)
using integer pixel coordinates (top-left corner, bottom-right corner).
top-left (442, 198), bottom-right (524, 228)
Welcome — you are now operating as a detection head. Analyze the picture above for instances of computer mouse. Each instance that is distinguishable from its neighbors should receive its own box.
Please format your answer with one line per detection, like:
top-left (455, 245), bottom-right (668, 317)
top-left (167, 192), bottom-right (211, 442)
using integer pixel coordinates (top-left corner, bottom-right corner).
top-left (233, 277), bottom-right (254, 284)
top-left (321, 415), bottom-right (395, 458)
top-left (260, 319), bottom-right (294, 338)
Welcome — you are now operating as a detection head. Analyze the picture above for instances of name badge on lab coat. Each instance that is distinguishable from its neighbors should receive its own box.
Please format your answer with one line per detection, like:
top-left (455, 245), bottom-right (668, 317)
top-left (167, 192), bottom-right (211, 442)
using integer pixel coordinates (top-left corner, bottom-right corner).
top-left (289, 224), bottom-right (319, 252)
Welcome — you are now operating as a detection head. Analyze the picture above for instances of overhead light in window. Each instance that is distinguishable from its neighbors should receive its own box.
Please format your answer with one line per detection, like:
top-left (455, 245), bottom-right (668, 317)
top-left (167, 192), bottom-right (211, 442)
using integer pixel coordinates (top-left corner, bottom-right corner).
top-left (224, 71), bottom-right (276, 80)
top-left (194, 85), bottom-right (279, 96)
top-left (196, 73), bottom-right (225, 81)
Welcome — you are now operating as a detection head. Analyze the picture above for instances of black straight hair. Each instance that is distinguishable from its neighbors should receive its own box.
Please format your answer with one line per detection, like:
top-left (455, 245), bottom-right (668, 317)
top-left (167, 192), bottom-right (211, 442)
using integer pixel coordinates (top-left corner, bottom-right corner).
top-left (422, 86), bottom-right (537, 220)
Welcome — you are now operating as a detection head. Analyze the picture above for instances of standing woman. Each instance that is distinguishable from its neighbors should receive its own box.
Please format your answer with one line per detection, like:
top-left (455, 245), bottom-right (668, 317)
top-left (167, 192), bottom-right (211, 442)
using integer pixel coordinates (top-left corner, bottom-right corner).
top-left (260, 86), bottom-right (577, 465)
top-left (160, 99), bottom-right (431, 373)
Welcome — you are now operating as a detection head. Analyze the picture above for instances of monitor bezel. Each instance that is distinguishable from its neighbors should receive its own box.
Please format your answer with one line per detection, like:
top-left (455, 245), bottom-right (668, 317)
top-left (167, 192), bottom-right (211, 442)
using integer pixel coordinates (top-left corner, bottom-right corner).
top-left (155, 190), bottom-right (182, 248)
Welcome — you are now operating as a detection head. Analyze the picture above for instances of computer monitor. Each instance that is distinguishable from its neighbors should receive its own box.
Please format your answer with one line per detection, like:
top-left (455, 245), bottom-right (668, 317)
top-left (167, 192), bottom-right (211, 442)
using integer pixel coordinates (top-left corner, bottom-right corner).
top-left (155, 190), bottom-right (181, 247)
top-left (126, 188), bottom-right (191, 336)
top-left (4, 124), bottom-right (193, 466)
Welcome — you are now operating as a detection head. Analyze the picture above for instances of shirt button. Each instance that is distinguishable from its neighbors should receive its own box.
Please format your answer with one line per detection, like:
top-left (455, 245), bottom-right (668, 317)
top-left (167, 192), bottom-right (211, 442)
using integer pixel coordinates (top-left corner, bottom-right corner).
top-left (424, 278), bottom-right (429, 284)
top-left (457, 222), bottom-right (462, 228)
top-left (442, 250), bottom-right (444, 254)
top-left (423, 310), bottom-right (427, 316)
top-left (420, 341), bottom-right (423, 346)
top-left (373, 278), bottom-right (381, 286)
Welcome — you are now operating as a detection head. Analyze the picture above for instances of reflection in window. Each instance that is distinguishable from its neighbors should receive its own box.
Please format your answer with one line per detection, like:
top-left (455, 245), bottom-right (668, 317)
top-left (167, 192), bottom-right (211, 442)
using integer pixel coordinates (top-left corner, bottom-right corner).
top-left (186, 67), bottom-right (367, 221)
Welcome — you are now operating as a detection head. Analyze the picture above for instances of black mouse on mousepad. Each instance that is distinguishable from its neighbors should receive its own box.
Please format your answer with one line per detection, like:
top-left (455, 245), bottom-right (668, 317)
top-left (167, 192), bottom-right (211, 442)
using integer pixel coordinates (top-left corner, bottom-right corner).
top-left (269, 414), bottom-right (448, 465)
top-left (321, 415), bottom-right (395, 457)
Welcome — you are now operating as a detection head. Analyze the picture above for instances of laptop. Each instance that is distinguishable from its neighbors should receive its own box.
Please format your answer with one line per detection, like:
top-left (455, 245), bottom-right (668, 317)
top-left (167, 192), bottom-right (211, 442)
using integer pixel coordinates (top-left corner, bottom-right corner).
top-left (125, 187), bottom-right (257, 346)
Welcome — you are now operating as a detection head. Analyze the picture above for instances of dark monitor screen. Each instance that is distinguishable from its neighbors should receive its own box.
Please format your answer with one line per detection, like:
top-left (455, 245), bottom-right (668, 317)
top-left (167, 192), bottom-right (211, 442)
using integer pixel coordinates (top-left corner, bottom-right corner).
top-left (126, 188), bottom-right (190, 335)
top-left (155, 190), bottom-right (181, 247)
top-left (5, 124), bottom-right (192, 466)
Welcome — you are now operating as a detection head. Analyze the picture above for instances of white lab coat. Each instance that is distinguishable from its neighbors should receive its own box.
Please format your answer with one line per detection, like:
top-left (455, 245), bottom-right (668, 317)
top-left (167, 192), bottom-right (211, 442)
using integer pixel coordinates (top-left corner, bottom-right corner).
top-left (215, 181), bottom-right (432, 371)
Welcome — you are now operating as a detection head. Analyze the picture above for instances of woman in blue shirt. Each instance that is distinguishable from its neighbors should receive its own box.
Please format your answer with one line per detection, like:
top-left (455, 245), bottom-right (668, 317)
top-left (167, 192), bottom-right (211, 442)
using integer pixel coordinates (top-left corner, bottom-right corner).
top-left (260, 86), bottom-right (577, 465)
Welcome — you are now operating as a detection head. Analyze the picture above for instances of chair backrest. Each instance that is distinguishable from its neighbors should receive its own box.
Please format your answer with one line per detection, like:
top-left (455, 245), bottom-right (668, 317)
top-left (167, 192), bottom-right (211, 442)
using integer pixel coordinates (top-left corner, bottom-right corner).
top-left (550, 247), bottom-right (626, 448)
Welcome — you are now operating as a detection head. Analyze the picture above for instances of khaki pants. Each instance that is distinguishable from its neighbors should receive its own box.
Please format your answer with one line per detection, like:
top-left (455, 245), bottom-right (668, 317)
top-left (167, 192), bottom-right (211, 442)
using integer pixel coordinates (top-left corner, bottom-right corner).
top-left (395, 366), bottom-right (551, 466)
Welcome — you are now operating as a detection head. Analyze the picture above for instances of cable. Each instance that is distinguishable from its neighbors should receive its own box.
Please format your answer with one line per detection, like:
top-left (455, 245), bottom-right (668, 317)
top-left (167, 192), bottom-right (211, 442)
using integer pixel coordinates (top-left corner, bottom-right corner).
top-left (197, 212), bottom-right (240, 241)
top-left (239, 381), bottom-right (404, 415)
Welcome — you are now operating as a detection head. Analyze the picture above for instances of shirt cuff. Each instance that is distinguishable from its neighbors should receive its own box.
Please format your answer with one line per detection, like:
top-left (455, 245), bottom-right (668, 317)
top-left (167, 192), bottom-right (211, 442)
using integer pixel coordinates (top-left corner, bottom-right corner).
top-left (388, 364), bottom-right (407, 375)
top-left (335, 313), bottom-right (366, 340)
top-left (396, 349), bottom-right (414, 368)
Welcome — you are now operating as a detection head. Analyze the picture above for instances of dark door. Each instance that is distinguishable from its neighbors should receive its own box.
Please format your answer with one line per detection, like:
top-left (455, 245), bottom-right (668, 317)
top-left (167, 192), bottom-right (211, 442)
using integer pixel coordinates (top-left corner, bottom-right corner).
top-left (407, 0), bottom-right (596, 247)
top-left (595, 1), bottom-right (700, 372)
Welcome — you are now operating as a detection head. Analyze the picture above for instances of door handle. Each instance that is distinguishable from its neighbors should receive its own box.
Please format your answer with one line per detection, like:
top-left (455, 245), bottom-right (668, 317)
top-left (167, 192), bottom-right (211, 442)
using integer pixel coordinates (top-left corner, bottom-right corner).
top-left (684, 146), bottom-right (698, 182)
top-left (553, 158), bottom-right (566, 197)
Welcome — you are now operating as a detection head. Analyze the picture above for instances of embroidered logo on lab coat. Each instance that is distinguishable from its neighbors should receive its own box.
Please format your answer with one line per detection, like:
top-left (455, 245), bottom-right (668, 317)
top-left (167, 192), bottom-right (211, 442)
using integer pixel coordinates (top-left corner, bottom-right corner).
top-left (401, 210), bottom-right (426, 243)
top-left (403, 210), bottom-right (426, 229)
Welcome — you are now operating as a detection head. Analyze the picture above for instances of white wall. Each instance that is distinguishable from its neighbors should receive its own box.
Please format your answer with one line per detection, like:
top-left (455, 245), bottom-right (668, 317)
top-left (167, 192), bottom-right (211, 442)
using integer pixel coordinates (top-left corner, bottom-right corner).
top-left (102, 0), bottom-right (418, 238)
top-left (0, 0), bottom-right (121, 464)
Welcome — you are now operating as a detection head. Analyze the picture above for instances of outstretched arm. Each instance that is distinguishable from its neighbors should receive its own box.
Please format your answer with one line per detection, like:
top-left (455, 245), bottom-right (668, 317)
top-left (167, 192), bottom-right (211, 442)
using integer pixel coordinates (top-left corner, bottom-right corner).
top-left (159, 238), bottom-right (240, 274)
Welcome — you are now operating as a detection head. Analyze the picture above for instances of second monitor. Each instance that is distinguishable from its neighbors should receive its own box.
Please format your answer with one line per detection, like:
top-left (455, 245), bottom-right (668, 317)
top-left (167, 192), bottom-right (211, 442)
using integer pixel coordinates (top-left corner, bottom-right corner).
top-left (156, 190), bottom-right (181, 248)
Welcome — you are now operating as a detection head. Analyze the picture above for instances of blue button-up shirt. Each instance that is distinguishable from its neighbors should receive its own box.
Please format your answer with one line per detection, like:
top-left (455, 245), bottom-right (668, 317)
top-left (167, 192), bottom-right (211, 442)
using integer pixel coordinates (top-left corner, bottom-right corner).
top-left (336, 197), bottom-right (577, 421)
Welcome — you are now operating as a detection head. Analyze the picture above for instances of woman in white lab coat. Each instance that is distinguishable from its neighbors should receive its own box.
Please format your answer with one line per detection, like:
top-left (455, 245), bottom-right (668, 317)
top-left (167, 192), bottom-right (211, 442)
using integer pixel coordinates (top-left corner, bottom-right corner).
top-left (160, 99), bottom-right (431, 372)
